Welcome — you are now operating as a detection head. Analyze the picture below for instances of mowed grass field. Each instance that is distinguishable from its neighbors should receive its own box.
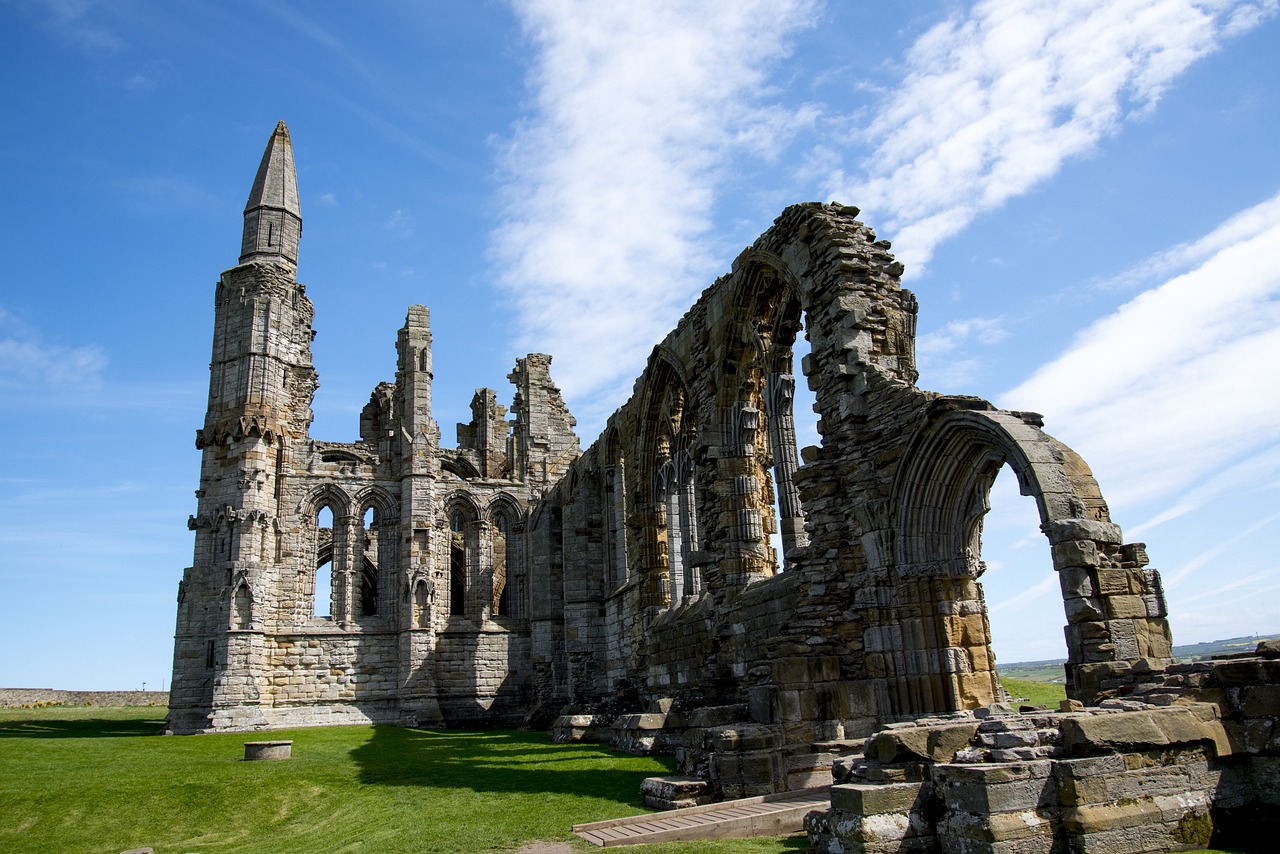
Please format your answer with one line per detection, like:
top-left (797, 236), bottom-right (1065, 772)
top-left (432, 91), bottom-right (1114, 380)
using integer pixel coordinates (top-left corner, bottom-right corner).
top-left (0, 705), bottom-right (807, 854)
top-left (999, 676), bottom-right (1068, 708)
top-left (1, 703), bottom-right (1241, 854)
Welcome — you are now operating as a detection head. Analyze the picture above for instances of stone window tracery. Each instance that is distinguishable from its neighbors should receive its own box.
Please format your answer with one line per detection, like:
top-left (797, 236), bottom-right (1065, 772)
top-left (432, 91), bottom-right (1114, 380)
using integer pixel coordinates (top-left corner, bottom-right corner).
top-left (492, 506), bottom-right (526, 619)
top-left (447, 504), bottom-right (474, 617)
top-left (604, 431), bottom-right (627, 590)
top-left (655, 385), bottom-right (701, 603)
top-left (313, 504), bottom-right (334, 618)
top-left (359, 505), bottom-right (378, 617)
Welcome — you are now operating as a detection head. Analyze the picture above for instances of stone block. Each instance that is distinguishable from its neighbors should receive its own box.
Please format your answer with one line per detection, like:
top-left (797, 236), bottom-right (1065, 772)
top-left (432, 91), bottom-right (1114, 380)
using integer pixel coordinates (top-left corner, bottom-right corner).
top-left (748, 685), bottom-right (775, 724)
top-left (1058, 567), bottom-right (1095, 599)
top-left (1064, 596), bottom-right (1107, 624)
top-left (830, 781), bottom-right (926, 815)
top-left (938, 807), bottom-right (1057, 849)
top-left (1105, 595), bottom-right (1148, 620)
top-left (1060, 798), bottom-right (1163, 835)
top-left (1061, 710), bottom-right (1186, 755)
top-left (1044, 518), bottom-right (1123, 546)
top-left (1094, 569), bottom-right (1133, 596)
top-left (640, 775), bottom-right (710, 810)
top-left (1240, 684), bottom-right (1280, 718)
top-left (1056, 764), bottom-right (1190, 807)
top-left (935, 761), bottom-right (1056, 814)
top-left (868, 721), bottom-right (979, 764)
top-left (243, 740), bottom-right (292, 760)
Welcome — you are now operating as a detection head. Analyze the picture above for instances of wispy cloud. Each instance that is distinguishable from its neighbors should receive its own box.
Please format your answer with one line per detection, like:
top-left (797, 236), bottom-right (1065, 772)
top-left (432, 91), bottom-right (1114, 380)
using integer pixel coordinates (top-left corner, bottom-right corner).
top-left (1163, 512), bottom-right (1280, 588)
top-left (827, 0), bottom-right (1278, 273)
top-left (0, 307), bottom-right (106, 391)
top-left (33, 0), bottom-right (126, 55)
top-left (1097, 190), bottom-right (1280, 292)
top-left (1001, 192), bottom-right (1280, 512)
top-left (492, 0), bottom-right (818, 423)
top-left (916, 315), bottom-right (1008, 388)
top-left (988, 572), bottom-right (1058, 614)
top-left (385, 208), bottom-right (415, 238)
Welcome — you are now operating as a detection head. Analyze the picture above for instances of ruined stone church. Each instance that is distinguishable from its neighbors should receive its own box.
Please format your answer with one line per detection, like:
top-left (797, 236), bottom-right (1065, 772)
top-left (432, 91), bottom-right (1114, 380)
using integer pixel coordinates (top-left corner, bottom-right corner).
top-left (167, 119), bottom-right (1174, 733)
top-left (169, 124), bottom-right (1279, 849)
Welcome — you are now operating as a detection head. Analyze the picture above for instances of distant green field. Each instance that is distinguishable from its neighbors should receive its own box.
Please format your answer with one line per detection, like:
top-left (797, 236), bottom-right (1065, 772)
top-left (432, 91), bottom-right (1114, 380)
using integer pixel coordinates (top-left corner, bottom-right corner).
top-left (997, 661), bottom-right (1068, 683)
top-left (999, 677), bottom-right (1067, 708)
top-left (997, 633), bottom-right (1280, 683)
top-left (0, 706), bottom-right (806, 854)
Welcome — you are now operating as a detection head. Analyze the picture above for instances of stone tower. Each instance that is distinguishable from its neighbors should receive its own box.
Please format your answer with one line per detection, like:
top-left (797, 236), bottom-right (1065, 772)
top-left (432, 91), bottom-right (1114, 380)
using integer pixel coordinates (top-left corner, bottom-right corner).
top-left (168, 122), bottom-right (320, 732)
top-left (168, 122), bottom-right (581, 733)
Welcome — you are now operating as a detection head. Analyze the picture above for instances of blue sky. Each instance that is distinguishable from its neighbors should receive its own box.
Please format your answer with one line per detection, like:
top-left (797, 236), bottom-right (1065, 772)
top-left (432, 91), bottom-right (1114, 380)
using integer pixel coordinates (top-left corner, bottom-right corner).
top-left (2, 0), bottom-right (1278, 690)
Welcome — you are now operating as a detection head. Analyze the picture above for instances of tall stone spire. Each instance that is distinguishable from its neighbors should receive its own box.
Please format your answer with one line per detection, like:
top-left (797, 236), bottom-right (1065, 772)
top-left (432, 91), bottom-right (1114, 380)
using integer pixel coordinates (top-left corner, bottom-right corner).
top-left (240, 121), bottom-right (302, 266)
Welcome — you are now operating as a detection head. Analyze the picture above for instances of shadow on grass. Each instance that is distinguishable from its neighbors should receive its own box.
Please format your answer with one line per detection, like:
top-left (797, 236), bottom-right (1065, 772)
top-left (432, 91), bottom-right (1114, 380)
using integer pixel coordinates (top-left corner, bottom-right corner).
top-left (352, 725), bottom-right (672, 805)
top-left (0, 716), bottom-right (166, 739)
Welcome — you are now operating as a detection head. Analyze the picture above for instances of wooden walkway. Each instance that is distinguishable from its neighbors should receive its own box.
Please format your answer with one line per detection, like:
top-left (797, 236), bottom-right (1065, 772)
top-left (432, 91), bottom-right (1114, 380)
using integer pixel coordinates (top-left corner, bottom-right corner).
top-left (573, 787), bottom-right (830, 847)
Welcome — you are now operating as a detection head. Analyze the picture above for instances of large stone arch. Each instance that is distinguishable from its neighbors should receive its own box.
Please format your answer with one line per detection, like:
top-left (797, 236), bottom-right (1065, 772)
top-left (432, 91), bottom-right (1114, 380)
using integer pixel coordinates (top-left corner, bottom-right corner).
top-left (890, 404), bottom-right (1174, 710)
top-left (718, 255), bottom-right (812, 570)
top-left (634, 349), bottom-right (702, 610)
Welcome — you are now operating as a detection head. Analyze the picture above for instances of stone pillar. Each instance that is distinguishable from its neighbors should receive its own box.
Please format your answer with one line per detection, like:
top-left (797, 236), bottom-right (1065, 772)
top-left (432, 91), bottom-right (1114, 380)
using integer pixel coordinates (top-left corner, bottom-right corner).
top-left (766, 372), bottom-right (808, 558)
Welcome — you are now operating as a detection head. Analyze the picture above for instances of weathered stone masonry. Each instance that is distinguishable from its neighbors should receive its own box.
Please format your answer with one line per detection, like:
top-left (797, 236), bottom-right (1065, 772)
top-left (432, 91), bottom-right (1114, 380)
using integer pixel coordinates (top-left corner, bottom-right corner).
top-left (168, 123), bottom-right (579, 733)
top-left (170, 123), bottom-right (1278, 850)
top-left (170, 121), bottom-right (1175, 736)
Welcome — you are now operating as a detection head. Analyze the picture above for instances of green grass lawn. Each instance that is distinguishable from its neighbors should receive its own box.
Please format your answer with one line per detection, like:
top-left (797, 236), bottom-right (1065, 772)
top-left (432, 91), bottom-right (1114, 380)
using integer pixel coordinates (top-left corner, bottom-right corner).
top-left (0, 706), bottom-right (807, 854)
top-left (999, 676), bottom-right (1067, 708)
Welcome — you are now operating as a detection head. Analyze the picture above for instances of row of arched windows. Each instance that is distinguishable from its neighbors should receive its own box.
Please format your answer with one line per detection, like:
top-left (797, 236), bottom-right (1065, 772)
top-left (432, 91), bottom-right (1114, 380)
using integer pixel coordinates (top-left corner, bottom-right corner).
top-left (446, 498), bottom-right (527, 621)
top-left (599, 275), bottom-right (811, 608)
top-left (307, 492), bottom-right (396, 625)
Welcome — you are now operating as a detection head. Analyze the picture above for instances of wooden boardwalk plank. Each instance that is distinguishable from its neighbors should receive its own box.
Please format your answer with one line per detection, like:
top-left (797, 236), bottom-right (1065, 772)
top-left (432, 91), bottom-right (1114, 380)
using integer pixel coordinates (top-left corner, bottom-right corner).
top-left (575, 786), bottom-right (830, 847)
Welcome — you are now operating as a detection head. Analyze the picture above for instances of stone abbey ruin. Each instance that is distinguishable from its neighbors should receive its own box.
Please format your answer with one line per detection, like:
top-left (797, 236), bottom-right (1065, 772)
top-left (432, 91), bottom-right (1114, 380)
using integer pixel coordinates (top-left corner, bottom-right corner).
top-left (169, 123), bottom-right (1278, 851)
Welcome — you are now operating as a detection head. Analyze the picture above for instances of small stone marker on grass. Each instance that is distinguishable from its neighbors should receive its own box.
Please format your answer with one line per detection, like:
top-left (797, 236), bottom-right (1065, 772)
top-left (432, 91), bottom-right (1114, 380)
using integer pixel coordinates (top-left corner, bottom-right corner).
top-left (243, 740), bottom-right (292, 761)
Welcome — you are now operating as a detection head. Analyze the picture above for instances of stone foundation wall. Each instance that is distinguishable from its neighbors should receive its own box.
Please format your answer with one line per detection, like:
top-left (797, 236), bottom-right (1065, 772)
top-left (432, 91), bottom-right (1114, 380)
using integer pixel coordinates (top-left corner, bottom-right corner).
top-left (261, 632), bottom-right (400, 705)
top-left (435, 623), bottom-right (532, 724)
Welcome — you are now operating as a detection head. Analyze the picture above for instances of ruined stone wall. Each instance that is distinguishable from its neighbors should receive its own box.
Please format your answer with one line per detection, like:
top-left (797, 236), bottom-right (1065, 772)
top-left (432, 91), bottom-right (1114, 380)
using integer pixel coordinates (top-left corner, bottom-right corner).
top-left (806, 649), bottom-right (1280, 852)
top-left (176, 124), bottom-right (1172, 747)
top-left (549, 202), bottom-right (1172, 756)
top-left (435, 625), bottom-right (532, 724)
top-left (170, 124), bottom-right (581, 733)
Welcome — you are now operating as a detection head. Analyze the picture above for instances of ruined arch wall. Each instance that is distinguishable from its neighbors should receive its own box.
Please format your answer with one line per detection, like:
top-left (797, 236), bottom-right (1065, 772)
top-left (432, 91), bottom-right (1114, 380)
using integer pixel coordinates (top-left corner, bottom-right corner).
top-left (548, 202), bottom-right (1170, 737)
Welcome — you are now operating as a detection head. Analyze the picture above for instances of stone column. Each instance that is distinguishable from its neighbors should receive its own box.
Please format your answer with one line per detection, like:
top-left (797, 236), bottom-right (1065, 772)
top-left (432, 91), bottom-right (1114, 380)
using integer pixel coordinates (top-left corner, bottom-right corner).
top-left (766, 372), bottom-right (809, 558)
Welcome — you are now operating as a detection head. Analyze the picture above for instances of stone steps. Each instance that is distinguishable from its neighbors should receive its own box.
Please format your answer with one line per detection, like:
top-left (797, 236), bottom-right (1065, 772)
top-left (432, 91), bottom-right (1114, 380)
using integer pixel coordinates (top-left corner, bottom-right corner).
top-left (572, 786), bottom-right (830, 847)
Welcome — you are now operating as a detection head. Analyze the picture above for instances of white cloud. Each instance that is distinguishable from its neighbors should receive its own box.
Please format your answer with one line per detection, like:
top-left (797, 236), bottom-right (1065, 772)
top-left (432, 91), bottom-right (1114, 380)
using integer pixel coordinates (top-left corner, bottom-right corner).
top-left (1001, 194), bottom-right (1280, 512)
top-left (1162, 511), bottom-right (1280, 588)
top-left (917, 315), bottom-right (1008, 388)
top-left (988, 572), bottom-right (1057, 614)
top-left (37, 0), bottom-right (126, 55)
top-left (1097, 189), bottom-right (1280, 292)
top-left (492, 0), bottom-right (818, 418)
top-left (385, 208), bottom-right (414, 237)
top-left (828, 0), bottom-right (1278, 273)
top-left (0, 308), bottom-right (106, 391)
